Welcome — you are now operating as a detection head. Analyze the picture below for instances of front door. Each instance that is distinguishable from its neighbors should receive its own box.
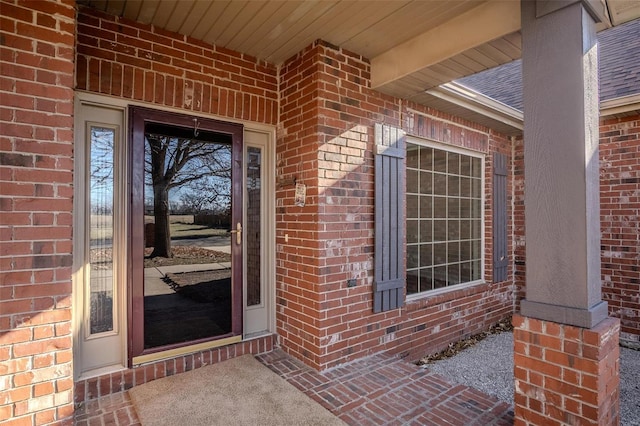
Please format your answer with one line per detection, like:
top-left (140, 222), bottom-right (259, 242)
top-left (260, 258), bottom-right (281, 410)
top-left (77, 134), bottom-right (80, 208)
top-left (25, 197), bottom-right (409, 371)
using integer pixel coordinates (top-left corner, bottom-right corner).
top-left (74, 96), bottom-right (274, 379)
top-left (128, 107), bottom-right (244, 361)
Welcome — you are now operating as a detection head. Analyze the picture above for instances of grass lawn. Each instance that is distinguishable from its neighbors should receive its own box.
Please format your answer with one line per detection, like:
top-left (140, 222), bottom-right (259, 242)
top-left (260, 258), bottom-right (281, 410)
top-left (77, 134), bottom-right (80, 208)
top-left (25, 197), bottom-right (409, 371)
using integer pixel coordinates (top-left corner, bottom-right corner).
top-left (90, 215), bottom-right (228, 241)
top-left (170, 223), bottom-right (228, 240)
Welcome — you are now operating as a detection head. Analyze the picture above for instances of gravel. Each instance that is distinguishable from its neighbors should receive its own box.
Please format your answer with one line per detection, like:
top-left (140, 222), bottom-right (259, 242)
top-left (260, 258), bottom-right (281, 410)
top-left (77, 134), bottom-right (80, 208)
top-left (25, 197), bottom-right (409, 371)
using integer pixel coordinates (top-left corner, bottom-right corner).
top-left (621, 347), bottom-right (640, 426)
top-left (423, 331), bottom-right (640, 425)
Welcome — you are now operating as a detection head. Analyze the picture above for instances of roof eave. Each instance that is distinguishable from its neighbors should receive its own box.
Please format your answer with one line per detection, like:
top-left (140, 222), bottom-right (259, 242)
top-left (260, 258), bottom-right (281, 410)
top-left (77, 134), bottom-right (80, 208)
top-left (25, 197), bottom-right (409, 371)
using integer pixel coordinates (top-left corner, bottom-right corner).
top-left (600, 93), bottom-right (640, 117)
top-left (424, 84), bottom-right (640, 137)
top-left (425, 82), bottom-right (524, 132)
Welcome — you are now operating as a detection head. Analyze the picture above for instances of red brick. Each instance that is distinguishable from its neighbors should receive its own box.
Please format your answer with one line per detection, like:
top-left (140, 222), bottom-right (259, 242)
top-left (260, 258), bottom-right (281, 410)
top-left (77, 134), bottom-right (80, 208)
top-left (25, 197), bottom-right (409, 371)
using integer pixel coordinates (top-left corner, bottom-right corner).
top-left (0, 385), bottom-right (31, 404)
top-left (514, 317), bottom-right (620, 424)
top-left (34, 408), bottom-right (55, 424)
top-left (33, 353), bottom-right (55, 368)
top-left (33, 382), bottom-right (54, 397)
top-left (0, 405), bottom-right (12, 421)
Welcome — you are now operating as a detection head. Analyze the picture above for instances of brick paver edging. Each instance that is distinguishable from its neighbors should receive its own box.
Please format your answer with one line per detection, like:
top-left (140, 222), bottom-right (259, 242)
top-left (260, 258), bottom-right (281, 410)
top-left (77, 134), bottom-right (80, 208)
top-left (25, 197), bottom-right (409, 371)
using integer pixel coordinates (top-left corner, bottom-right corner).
top-left (75, 348), bottom-right (514, 425)
top-left (258, 349), bottom-right (514, 425)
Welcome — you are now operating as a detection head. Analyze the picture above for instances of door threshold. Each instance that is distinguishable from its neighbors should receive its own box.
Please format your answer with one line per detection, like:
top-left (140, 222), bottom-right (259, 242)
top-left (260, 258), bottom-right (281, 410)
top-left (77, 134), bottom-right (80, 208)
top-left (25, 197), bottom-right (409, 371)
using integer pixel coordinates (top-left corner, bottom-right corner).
top-left (244, 330), bottom-right (272, 340)
top-left (132, 335), bottom-right (242, 366)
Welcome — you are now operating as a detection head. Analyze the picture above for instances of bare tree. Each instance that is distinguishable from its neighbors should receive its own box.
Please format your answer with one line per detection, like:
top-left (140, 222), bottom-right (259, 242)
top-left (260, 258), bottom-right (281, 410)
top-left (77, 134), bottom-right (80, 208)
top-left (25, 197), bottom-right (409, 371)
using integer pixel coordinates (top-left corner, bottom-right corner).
top-left (90, 127), bottom-right (115, 192)
top-left (145, 134), bottom-right (231, 258)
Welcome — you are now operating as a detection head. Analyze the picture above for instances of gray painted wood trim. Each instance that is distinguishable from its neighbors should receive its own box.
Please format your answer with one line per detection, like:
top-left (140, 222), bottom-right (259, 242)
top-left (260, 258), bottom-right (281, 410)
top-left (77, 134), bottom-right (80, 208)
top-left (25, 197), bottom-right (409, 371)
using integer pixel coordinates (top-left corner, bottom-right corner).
top-left (374, 123), bottom-right (406, 313)
top-left (493, 152), bottom-right (508, 282)
top-left (374, 278), bottom-right (405, 292)
top-left (521, 299), bottom-right (609, 328)
top-left (522, 0), bottom-right (603, 319)
top-left (376, 144), bottom-right (405, 158)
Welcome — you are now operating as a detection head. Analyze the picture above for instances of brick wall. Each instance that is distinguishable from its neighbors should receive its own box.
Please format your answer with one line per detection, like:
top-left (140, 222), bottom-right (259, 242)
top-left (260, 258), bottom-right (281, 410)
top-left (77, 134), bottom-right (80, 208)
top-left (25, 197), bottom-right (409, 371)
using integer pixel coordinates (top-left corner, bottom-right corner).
top-left (600, 114), bottom-right (640, 346)
top-left (0, 0), bottom-right (77, 424)
top-left (76, 6), bottom-right (278, 123)
top-left (514, 114), bottom-right (640, 345)
top-left (276, 42), bottom-right (325, 368)
top-left (512, 137), bottom-right (526, 308)
top-left (513, 314), bottom-right (620, 425)
top-left (276, 41), bottom-right (514, 370)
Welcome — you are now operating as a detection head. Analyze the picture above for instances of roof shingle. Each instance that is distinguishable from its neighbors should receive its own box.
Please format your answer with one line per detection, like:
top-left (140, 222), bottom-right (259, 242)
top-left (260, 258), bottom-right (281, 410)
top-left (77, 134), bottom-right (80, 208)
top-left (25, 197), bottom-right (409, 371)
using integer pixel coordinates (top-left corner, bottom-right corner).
top-left (456, 18), bottom-right (640, 111)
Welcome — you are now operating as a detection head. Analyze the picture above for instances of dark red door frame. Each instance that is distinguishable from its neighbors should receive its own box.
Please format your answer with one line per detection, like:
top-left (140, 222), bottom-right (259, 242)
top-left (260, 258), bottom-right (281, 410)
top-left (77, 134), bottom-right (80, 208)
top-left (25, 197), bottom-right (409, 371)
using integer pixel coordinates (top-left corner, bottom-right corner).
top-left (128, 106), bottom-right (244, 364)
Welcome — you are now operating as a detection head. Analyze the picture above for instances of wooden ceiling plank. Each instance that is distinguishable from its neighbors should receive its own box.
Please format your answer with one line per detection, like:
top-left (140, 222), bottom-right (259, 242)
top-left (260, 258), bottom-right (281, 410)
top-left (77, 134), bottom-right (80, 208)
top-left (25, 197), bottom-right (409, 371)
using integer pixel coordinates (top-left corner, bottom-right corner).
top-left (504, 31), bottom-right (523, 50)
top-left (186, 1), bottom-right (227, 40)
top-left (446, 54), bottom-right (487, 76)
top-left (347, 0), bottom-right (479, 57)
top-left (164, 1), bottom-right (195, 33)
top-left (396, 71), bottom-right (441, 93)
top-left (265, 0), bottom-right (403, 61)
top-left (432, 59), bottom-right (474, 79)
top-left (415, 68), bottom-right (449, 88)
top-left (105, 0), bottom-right (126, 16)
top-left (233, 2), bottom-right (302, 54)
top-left (81, 0), bottom-right (524, 74)
top-left (212, 2), bottom-right (262, 48)
top-left (475, 41), bottom-right (514, 65)
top-left (122, 0), bottom-right (143, 21)
top-left (461, 48), bottom-right (501, 69)
top-left (260, 1), bottom-right (342, 63)
top-left (488, 36), bottom-right (521, 61)
top-left (328, 1), bottom-right (412, 51)
top-left (239, 1), bottom-right (308, 59)
top-left (150, 0), bottom-right (178, 29)
top-left (381, 80), bottom-right (423, 99)
top-left (341, 1), bottom-right (419, 56)
top-left (392, 1), bottom-right (480, 45)
top-left (422, 64), bottom-right (458, 84)
top-left (302, 1), bottom-right (365, 41)
top-left (136, 0), bottom-right (160, 24)
top-left (91, 0), bottom-right (108, 12)
top-left (371, 0), bottom-right (521, 89)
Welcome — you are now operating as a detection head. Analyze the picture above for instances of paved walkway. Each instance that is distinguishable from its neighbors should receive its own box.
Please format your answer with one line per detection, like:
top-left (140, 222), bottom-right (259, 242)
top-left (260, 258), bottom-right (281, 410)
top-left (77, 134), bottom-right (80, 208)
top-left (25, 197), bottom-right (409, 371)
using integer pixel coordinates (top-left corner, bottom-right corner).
top-left (74, 349), bottom-right (513, 425)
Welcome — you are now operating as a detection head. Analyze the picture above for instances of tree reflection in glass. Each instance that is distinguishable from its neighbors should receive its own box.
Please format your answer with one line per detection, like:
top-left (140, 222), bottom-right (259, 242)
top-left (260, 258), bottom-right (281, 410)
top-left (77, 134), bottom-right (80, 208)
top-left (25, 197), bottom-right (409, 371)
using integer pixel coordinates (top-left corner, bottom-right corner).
top-left (89, 126), bottom-right (115, 334)
top-left (144, 124), bottom-right (232, 258)
top-left (142, 123), bottom-right (234, 349)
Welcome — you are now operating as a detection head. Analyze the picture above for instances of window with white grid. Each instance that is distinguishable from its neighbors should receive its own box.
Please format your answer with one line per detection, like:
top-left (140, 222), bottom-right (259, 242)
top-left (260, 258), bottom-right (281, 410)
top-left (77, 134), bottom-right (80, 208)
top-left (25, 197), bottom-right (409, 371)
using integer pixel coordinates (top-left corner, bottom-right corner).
top-left (406, 141), bottom-right (483, 295)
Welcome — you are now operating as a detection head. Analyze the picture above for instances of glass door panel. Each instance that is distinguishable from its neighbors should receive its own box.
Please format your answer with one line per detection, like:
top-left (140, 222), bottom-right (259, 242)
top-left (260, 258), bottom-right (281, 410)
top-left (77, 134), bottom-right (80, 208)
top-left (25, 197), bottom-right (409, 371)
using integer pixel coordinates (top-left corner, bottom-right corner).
top-left (143, 124), bottom-right (233, 349)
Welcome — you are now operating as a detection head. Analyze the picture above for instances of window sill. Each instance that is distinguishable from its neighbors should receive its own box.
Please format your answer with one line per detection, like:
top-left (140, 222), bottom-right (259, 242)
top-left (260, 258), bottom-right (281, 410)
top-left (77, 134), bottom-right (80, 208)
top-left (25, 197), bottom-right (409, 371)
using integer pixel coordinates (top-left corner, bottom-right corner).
top-left (405, 279), bottom-right (502, 312)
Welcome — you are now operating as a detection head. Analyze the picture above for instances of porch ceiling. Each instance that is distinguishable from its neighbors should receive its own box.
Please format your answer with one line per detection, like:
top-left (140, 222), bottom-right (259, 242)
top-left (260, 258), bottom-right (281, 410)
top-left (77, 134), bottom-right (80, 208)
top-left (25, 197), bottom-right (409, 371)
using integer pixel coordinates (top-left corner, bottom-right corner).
top-left (79, 0), bottom-right (640, 109)
top-left (78, 0), bottom-right (522, 95)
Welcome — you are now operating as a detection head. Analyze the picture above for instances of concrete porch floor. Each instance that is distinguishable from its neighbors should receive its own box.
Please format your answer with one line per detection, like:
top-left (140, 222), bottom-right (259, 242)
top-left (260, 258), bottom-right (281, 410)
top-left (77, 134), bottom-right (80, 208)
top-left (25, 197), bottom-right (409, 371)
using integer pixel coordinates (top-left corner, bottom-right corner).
top-left (74, 348), bottom-right (513, 425)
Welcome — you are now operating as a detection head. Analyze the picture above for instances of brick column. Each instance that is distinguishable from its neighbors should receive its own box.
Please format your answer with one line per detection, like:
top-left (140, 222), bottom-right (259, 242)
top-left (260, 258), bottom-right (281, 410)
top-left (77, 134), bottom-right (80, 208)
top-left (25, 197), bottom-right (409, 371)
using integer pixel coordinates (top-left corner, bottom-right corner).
top-left (513, 314), bottom-right (620, 425)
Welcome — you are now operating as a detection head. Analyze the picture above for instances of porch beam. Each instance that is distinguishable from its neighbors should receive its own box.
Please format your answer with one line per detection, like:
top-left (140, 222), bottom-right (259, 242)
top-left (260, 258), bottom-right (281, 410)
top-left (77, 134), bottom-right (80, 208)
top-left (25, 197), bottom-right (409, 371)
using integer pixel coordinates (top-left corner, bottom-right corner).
top-left (370, 0), bottom-right (521, 90)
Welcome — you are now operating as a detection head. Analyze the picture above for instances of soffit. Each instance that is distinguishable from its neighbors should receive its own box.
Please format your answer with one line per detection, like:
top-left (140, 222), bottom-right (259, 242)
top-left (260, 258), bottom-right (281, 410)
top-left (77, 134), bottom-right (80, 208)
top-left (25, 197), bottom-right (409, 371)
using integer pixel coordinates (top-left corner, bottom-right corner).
top-left (78, 0), bottom-right (484, 64)
top-left (77, 0), bottom-right (640, 123)
top-left (77, 0), bottom-right (522, 94)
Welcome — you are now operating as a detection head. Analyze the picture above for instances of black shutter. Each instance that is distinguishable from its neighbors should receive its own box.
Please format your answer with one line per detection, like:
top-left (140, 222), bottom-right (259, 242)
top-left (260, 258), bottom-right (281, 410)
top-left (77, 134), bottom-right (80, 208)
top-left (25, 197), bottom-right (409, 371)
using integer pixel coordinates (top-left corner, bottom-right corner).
top-left (493, 152), bottom-right (508, 282)
top-left (374, 123), bottom-right (405, 313)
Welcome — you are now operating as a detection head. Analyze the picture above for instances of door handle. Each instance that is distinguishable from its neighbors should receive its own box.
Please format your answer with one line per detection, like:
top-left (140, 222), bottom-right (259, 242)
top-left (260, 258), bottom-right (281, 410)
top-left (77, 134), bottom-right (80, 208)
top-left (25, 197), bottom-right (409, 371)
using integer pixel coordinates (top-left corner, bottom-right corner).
top-left (230, 222), bottom-right (242, 245)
